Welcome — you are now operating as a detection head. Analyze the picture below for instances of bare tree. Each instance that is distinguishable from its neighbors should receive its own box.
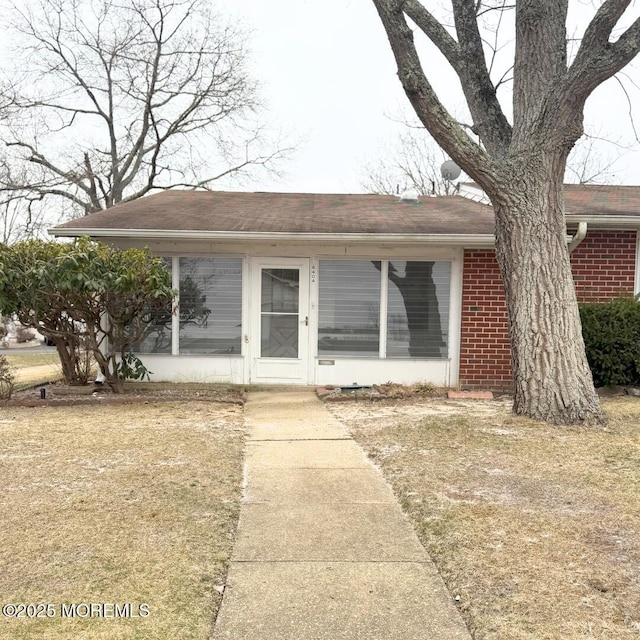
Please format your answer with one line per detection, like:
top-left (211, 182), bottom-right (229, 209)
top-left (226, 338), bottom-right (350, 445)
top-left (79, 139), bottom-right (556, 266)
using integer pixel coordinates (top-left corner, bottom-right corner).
top-left (565, 133), bottom-right (628, 184)
top-left (361, 127), bottom-right (464, 195)
top-left (0, 198), bottom-right (45, 244)
top-left (371, 0), bottom-right (640, 424)
top-left (0, 156), bottom-right (50, 243)
top-left (0, 0), bottom-right (292, 217)
top-left (363, 126), bottom-right (626, 197)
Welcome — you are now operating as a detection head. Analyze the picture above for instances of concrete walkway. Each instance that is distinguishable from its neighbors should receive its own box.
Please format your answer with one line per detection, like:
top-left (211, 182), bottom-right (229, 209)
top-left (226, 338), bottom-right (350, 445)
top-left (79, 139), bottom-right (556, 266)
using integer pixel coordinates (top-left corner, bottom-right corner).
top-left (212, 391), bottom-right (471, 640)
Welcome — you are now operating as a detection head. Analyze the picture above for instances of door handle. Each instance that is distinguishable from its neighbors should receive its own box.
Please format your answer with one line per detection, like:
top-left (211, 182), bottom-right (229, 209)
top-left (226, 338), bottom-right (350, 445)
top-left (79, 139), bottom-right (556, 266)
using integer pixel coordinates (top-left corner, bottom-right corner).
top-left (302, 316), bottom-right (309, 326)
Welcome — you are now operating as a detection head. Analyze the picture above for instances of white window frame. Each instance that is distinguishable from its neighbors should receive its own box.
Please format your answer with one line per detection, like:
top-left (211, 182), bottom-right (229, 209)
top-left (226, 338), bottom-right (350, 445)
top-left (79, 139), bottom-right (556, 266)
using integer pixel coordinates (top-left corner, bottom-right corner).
top-left (317, 258), bottom-right (452, 360)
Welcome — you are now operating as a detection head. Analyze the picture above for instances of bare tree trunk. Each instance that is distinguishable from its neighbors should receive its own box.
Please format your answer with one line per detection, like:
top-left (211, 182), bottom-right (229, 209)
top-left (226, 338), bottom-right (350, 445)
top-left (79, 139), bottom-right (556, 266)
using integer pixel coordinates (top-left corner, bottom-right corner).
top-left (42, 324), bottom-right (88, 385)
top-left (91, 344), bottom-right (124, 393)
top-left (53, 338), bottom-right (80, 384)
top-left (491, 163), bottom-right (603, 424)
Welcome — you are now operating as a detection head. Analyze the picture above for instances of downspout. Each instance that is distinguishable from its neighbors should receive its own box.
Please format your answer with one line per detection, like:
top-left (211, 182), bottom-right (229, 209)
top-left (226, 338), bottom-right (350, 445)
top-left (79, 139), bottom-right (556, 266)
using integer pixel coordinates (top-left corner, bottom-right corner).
top-left (568, 221), bottom-right (588, 253)
top-left (635, 232), bottom-right (640, 296)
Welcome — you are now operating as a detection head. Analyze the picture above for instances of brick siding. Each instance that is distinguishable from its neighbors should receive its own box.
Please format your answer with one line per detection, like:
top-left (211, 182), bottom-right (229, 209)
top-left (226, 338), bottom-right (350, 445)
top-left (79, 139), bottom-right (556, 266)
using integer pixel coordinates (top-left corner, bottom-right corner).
top-left (570, 230), bottom-right (637, 302)
top-left (458, 230), bottom-right (638, 389)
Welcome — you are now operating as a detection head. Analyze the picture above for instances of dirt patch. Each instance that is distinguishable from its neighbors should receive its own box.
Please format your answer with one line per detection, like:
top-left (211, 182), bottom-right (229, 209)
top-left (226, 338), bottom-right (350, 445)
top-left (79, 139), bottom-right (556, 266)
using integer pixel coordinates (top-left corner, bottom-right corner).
top-left (329, 396), bottom-right (640, 640)
top-left (6, 381), bottom-right (245, 407)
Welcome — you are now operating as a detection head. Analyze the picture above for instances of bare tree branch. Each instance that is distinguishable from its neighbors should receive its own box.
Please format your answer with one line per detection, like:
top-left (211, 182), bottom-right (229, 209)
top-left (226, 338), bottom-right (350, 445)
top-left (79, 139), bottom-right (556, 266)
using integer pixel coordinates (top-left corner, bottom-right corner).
top-left (611, 74), bottom-right (640, 143)
top-left (565, 133), bottom-right (629, 184)
top-left (361, 127), bottom-right (463, 196)
top-left (566, 1), bottom-right (640, 105)
top-left (512, 0), bottom-right (569, 146)
top-left (402, 0), bottom-right (512, 154)
top-left (370, 0), bottom-right (496, 189)
top-left (450, 0), bottom-right (512, 152)
top-left (0, 0), bottom-right (292, 217)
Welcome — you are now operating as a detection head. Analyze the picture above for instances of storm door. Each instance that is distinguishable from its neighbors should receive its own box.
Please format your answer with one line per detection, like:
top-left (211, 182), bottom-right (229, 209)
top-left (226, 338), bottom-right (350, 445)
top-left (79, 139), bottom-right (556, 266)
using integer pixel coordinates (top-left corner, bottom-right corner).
top-left (250, 258), bottom-right (310, 383)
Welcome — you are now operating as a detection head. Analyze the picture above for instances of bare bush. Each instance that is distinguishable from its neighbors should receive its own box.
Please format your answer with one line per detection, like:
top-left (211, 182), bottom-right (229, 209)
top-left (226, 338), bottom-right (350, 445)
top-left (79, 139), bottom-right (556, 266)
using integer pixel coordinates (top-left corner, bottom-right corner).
top-left (0, 355), bottom-right (15, 403)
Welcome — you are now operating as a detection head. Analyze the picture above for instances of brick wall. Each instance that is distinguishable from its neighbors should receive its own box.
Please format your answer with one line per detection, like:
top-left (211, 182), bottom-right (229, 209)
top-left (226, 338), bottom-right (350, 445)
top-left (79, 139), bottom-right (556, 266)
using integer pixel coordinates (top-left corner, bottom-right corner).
top-left (458, 230), bottom-right (638, 389)
top-left (459, 250), bottom-right (512, 389)
top-left (570, 230), bottom-right (637, 302)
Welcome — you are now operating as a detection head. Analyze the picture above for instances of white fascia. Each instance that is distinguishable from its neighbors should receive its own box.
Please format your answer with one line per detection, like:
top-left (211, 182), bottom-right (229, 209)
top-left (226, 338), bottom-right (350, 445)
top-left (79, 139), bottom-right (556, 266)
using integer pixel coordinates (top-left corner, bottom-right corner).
top-left (48, 228), bottom-right (497, 247)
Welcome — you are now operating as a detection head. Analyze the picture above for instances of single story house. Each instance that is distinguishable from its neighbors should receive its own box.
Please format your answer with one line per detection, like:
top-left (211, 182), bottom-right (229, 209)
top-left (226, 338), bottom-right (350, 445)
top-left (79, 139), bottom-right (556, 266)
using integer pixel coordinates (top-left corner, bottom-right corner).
top-left (50, 184), bottom-right (640, 389)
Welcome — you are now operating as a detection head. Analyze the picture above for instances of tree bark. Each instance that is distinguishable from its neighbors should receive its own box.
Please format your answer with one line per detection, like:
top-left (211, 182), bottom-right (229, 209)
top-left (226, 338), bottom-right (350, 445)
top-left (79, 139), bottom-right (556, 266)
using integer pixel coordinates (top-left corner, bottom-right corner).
top-left (490, 157), bottom-right (602, 424)
top-left (53, 338), bottom-right (81, 385)
top-left (368, 0), bottom-right (640, 424)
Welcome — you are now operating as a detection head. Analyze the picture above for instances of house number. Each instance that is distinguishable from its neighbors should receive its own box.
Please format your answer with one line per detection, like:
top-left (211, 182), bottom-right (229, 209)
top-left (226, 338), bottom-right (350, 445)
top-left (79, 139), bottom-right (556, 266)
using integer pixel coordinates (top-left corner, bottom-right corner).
top-left (311, 264), bottom-right (317, 283)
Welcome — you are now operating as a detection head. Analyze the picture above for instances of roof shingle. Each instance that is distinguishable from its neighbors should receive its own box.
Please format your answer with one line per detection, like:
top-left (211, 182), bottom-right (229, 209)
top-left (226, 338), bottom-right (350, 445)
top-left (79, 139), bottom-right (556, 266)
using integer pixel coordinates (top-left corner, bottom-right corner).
top-left (51, 185), bottom-right (640, 237)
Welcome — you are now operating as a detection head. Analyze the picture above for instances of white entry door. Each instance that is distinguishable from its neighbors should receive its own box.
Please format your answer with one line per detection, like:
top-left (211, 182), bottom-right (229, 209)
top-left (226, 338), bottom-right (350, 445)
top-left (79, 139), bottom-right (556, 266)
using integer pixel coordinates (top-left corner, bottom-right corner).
top-left (250, 258), bottom-right (310, 384)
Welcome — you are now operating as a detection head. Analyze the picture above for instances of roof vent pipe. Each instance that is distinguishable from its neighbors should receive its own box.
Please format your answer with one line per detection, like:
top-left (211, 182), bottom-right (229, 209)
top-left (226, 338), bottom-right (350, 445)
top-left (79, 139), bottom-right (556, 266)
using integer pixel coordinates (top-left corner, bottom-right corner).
top-left (568, 221), bottom-right (587, 253)
top-left (398, 188), bottom-right (419, 204)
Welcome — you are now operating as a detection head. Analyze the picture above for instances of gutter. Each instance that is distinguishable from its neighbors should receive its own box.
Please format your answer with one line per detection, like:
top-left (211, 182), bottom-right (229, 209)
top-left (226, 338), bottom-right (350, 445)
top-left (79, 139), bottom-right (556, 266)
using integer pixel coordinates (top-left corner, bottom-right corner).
top-left (48, 227), bottom-right (497, 247)
top-left (568, 221), bottom-right (587, 253)
top-left (565, 215), bottom-right (640, 228)
top-left (48, 216), bottom-right (640, 246)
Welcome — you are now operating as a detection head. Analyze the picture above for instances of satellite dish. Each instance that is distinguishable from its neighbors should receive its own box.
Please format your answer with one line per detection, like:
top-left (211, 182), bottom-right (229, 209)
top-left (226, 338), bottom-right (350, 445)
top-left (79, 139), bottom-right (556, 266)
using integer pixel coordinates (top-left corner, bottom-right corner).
top-left (441, 160), bottom-right (461, 181)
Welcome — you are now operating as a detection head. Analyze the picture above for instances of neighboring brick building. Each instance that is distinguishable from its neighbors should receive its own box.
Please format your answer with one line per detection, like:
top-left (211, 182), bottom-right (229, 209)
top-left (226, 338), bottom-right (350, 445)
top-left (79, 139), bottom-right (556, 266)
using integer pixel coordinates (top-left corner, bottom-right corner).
top-left (457, 185), bottom-right (640, 389)
top-left (458, 230), bottom-right (638, 389)
top-left (51, 185), bottom-right (640, 389)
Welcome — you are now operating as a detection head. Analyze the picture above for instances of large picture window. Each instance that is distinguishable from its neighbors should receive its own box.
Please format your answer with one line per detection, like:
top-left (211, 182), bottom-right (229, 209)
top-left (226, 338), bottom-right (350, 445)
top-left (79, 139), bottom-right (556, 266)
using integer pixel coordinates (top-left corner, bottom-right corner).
top-left (318, 260), bottom-right (381, 356)
top-left (386, 261), bottom-right (450, 358)
top-left (179, 257), bottom-right (242, 355)
top-left (318, 259), bottom-right (451, 359)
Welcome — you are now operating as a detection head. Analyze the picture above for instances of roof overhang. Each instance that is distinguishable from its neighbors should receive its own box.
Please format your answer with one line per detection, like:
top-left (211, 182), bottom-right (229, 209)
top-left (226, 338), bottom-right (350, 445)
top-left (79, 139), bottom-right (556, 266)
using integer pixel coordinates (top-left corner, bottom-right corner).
top-left (48, 227), bottom-right (498, 246)
top-left (48, 216), bottom-right (640, 245)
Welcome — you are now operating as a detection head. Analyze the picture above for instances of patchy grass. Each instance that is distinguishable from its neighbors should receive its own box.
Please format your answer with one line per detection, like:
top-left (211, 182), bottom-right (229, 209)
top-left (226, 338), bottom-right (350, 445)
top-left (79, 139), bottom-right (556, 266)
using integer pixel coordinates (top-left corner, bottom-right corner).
top-left (0, 402), bottom-right (245, 639)
top-left (3, 352), bottom-right (60, 368)
top-left (330, 397), bottom-right (640, 640)
top-left (2, 351), bottom-right (63, 389)
top-left (13, 363), bottom-right (63, 387)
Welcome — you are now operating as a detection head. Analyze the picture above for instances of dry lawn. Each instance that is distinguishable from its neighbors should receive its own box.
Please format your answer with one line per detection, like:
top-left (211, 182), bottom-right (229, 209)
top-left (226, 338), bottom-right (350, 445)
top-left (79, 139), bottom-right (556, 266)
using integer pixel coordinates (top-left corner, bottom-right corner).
top-left (3, 352), bottom-right (60, 369)
top-left (3, 351), bottom-right (63, 388)
top-left (330, 396), bottom-right (640, 640)
top-left (0, 401), bottom-right (244, 639)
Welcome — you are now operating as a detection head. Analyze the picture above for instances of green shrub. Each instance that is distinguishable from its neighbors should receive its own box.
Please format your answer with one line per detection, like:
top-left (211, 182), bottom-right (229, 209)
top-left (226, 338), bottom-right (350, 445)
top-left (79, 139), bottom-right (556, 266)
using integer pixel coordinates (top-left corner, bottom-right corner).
top-left (579, 296), bottom-right (640, 387)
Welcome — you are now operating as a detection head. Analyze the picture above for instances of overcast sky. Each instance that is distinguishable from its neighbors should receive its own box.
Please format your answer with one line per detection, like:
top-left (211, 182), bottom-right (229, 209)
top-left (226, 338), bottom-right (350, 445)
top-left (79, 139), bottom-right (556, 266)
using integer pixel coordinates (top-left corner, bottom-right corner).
top-left (216, 0), bottom-right (640, 194)
top-left (1, 0), bottom-right (638, 196)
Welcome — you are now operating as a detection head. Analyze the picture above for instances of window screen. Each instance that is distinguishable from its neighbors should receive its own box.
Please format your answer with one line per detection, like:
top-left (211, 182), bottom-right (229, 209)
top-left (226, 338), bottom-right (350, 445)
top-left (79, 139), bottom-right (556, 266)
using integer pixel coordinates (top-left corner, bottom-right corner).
top-left (386, 261), bottom-right (450, 358)
top-left (132, 256), bottom-right (173, 354)
top-left (178, 257), bottom-right (242, 355)
top-left (318, 260), bottom-right (381, 356)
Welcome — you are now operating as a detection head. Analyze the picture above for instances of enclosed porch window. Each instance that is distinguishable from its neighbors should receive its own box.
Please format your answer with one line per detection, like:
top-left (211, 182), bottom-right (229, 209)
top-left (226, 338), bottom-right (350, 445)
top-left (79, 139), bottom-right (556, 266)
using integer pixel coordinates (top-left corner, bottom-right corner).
top-left (386, 261), bottom-right (451, 358)
top-left (179, 257), bottom-right (242, 354)
top-left (318, 259), bottom-right (450, 359)
top-left (132, 256), bottom-right (173, 354)
top-left (318, 260), bottom-right (381, 356)
top-left (135, 256), bottom-right (242, 355)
